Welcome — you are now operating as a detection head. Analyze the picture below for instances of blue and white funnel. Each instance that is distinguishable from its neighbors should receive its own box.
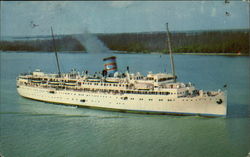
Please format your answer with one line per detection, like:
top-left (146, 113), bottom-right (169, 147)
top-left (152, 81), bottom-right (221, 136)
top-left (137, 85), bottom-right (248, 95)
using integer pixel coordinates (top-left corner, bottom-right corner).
top-left (103, 56), bottom-right (117, 76)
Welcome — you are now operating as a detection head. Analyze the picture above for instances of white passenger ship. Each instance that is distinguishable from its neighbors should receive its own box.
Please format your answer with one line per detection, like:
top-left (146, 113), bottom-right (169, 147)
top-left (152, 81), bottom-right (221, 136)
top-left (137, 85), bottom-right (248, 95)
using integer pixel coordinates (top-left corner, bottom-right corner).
top-left (16, 25), bottom-right (227, 117)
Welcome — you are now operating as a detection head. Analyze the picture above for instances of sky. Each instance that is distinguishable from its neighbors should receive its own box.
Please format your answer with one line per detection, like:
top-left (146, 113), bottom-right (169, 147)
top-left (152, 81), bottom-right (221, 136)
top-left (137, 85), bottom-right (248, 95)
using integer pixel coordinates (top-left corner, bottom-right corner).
top-left (0, 1), bottom-right (249, 37)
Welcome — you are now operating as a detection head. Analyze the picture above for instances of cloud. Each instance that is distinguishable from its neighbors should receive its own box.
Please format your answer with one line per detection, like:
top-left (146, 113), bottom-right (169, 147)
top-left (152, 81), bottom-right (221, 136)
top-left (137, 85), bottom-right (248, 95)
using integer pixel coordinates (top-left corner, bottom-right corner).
top-left (200, 1), bottom-right (205, 14)
top-left (109, 1), bottom-right (134, 8)
top-left (211, 7), bottom-right (217, 17)
top-left (200, 6), bottom-right (204, 13)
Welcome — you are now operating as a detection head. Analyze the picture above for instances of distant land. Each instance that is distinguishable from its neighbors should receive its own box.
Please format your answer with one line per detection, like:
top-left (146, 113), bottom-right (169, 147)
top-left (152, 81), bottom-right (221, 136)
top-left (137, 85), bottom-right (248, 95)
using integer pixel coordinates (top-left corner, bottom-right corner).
top-left (1, 29), bottom-right (249, 56)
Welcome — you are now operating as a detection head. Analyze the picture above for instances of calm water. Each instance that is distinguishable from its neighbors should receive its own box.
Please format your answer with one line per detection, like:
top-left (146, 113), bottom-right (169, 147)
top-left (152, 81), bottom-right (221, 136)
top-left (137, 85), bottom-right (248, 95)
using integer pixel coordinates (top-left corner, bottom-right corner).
top-left (0, 52), bottom-right (249, 157)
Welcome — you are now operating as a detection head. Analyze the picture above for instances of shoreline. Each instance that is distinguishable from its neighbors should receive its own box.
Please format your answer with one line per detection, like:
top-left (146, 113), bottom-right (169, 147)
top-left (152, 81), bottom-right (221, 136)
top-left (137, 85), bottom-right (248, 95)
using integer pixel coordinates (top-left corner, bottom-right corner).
top-left (0, 50), bottom-right (248, 56)
top-left (1, 29), bottom-right (248, 56)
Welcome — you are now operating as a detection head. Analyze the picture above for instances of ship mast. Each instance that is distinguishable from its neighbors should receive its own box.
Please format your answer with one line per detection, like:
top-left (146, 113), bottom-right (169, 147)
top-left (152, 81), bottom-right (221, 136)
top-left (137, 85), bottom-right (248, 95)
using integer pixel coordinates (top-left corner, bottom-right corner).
top-left (50, 26), bottom-right (61, 76)
top-left (165, 23), bottom-right (176, 82)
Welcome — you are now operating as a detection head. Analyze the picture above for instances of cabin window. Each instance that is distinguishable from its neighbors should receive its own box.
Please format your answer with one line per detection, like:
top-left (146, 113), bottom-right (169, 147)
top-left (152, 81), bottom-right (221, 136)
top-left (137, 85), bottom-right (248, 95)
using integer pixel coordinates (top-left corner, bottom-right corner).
top-left (158, 78), bottom-right (167, 82)
top-left (122, 97), bottom-right (128, 100)
top-left (80, 99), bottom-right (85, 102)
top-left (49, 91), bottom-right (55, 94)
top-left (159, 99), bottom-right (163, 101)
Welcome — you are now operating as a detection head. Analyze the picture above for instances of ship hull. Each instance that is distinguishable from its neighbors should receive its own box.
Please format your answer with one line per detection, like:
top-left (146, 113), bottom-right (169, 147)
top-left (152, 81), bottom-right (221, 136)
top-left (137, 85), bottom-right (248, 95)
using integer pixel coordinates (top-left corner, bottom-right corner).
top-left (17, 85), bottom-right (227, 117)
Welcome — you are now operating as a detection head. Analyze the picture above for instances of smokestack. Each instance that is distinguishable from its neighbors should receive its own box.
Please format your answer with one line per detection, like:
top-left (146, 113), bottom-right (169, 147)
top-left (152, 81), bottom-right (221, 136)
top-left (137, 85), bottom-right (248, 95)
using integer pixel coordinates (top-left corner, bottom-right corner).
top-left (103, 56), bottom-right (118, 77)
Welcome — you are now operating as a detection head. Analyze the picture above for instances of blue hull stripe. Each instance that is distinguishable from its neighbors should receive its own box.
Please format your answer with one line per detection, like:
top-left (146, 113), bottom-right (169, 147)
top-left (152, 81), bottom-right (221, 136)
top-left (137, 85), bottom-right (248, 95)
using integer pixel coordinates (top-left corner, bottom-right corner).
top-left (126, 109), bottom-right (226, 117)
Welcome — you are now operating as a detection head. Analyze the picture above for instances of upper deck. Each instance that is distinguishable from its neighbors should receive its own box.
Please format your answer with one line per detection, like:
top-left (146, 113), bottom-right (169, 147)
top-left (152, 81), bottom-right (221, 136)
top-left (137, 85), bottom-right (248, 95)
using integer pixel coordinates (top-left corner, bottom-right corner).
top-left (17, 69), bottom-right (223, 99)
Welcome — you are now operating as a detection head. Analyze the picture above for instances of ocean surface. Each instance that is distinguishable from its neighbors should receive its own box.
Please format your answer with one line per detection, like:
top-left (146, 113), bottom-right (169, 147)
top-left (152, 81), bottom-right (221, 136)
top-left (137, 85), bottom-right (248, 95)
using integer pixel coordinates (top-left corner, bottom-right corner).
top-left (0, 51), bottom-right (249, 157)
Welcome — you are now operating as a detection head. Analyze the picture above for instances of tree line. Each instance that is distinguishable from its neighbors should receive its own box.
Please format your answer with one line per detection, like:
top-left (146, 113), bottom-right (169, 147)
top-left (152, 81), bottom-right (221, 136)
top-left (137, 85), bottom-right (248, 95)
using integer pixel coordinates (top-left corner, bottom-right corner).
top-left (1, 29), bottom-right (249, 55)
top-left (0, 36), bottom-right (84, 52)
